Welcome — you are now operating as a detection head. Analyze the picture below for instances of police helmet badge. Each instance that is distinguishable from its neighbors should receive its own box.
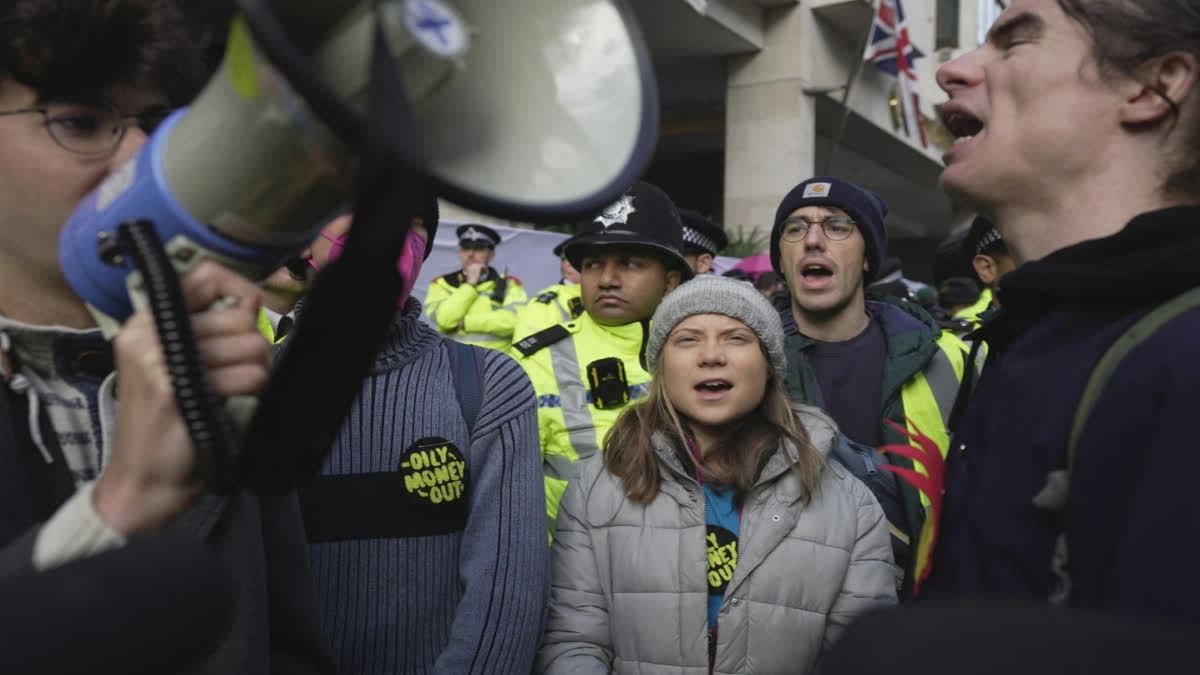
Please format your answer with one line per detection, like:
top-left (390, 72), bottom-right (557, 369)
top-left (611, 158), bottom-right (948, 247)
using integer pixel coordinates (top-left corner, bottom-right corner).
top-left (595, 194), bottom-right (637, 229)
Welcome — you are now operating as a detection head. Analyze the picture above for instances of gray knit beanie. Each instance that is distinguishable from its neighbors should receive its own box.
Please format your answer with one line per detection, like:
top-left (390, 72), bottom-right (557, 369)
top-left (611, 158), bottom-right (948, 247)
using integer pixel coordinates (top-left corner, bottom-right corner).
top-left (647, 275), bottom-right (787, 381)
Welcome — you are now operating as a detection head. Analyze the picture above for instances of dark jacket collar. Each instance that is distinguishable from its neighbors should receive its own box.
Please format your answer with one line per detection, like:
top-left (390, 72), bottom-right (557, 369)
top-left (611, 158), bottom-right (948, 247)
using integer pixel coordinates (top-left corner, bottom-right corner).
top-left (781, 297), bottom-right (938, 361)
top-left (781, 296), bottom-right (943, 406)
top-left (1001, 206), bottom-right (1200, 308)
top-left (983, 205), bottom-right (1200, 345)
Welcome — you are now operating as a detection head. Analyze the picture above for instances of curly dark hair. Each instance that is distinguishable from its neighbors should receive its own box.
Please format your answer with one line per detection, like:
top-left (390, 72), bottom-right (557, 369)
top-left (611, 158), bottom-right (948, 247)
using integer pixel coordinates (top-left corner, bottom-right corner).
top-left (0, 0), bottom-right (208, 106)
top-left (1057, 0), bottom-right (1200, 200)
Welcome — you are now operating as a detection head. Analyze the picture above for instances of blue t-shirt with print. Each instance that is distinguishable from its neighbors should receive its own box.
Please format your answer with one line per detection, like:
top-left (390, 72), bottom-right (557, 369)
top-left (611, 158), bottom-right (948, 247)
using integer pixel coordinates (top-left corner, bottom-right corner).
top-left (704, 483), bottom-right (740, 630)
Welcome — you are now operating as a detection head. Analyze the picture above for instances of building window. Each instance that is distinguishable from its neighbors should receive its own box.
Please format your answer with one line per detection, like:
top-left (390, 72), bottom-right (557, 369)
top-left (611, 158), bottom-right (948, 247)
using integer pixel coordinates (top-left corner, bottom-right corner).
top-left (977, 0), bottom-right (1007, 45)
top-left (937, 0), bottom-right (959, 49)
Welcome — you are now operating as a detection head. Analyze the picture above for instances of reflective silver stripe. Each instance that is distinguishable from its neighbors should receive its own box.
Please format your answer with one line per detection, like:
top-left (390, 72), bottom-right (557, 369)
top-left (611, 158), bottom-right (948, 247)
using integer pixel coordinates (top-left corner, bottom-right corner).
top-left (549, 335), bottom-right (600, 462)
top-left (555, 302), bottom-right (571, 323)
top-left (544, 453), bottom-right (579, 483)
top-left (498, 303), bottom-right (522, 315)
top-left (923, 347), bottom-right (960, 425)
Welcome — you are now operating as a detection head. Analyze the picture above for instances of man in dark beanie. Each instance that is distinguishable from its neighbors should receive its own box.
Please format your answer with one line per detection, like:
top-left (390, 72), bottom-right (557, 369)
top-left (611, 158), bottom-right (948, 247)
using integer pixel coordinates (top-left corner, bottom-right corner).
top-left (770, 176), bottom-right (971, 598)
top-left (513, 181), bottom-right (691, 536)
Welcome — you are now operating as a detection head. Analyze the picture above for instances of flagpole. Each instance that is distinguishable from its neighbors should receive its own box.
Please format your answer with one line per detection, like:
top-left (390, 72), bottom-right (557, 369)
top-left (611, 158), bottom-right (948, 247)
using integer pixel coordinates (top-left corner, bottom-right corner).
top-left (822, 0), bottom-right (879, 175)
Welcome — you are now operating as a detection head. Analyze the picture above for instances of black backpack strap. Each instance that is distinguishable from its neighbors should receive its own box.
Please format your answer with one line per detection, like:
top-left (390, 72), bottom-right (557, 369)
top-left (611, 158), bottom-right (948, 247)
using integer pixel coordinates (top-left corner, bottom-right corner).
top-left (301, 342), bottom-right (483, 544)
top-left (446, 340), bottom-right (483, 437)
top-left (947, 336), bottom-right (984, 433)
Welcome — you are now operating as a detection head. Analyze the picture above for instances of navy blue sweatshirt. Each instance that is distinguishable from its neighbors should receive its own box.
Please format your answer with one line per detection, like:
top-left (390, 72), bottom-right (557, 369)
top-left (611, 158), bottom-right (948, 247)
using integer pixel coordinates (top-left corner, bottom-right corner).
top-left (930, 206), bottom-right (1200, 624)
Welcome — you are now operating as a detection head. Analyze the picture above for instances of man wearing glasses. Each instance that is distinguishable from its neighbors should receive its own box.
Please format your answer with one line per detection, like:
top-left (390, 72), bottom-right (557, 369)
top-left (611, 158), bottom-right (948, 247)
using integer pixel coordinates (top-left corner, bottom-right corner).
top-left (0, 1), bottom-right (332, 672)
top-left (769, 177), bottom-right (970, 598)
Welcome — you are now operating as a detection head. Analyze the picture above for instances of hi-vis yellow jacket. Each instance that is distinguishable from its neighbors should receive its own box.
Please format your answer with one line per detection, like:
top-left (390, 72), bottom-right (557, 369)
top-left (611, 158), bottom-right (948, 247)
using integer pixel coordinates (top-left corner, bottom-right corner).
top-left (424, 267), bottom-right (527, 351)
top-left (512, 312), bottom-right (651, 537)
top-left (513, 282), bottom-right (583, 343)
top-left (783, 299), bottom-right (973, 597)
top-left (953, 287), bottom-right (994, 331)
top-left (256, 308), bottom-right (290, 345)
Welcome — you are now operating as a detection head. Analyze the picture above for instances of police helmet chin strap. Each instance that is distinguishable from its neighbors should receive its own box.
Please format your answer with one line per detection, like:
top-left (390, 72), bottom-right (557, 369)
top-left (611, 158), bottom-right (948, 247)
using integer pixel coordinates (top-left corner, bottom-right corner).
top-left (638, 318), bottom-right (651, 372)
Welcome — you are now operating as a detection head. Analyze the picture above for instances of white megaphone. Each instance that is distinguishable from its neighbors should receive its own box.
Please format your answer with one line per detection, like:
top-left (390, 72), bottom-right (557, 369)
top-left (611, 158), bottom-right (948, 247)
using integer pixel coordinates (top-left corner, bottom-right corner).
top-left (58, 0), bottom-right (660, 330)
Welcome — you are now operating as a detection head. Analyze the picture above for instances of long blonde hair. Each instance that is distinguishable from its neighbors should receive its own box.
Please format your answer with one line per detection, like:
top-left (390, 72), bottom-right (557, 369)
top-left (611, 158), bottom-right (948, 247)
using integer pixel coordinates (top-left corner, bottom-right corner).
top-left (603, 343), bottom-right (823, 504)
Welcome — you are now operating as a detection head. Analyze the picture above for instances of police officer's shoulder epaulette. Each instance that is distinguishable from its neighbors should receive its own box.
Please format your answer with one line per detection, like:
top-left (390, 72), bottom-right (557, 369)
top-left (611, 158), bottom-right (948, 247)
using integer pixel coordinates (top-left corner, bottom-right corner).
top-left (535, 290), bottom-right (559, 304)
top-left (513, 323), bottom-right (574, 357)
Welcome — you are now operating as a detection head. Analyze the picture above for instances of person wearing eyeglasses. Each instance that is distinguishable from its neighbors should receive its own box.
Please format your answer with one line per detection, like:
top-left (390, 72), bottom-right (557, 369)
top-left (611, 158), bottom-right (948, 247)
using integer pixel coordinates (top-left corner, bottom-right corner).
top-left (0, 1), bottom-right (333, 673)
top-left (769, 177), bottom-right (972, 599)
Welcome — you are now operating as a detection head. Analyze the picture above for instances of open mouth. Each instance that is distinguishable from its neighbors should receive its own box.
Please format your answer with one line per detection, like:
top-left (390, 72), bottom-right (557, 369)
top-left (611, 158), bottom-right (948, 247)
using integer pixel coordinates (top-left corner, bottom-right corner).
top-left (941, 108), bottom-right (984, 144)
top-left (801, 262), bottom-right (833, 280)
top-left (798, 261), bottom-right (835, 290)
top-left (695, 379), bottom-right (733, 393)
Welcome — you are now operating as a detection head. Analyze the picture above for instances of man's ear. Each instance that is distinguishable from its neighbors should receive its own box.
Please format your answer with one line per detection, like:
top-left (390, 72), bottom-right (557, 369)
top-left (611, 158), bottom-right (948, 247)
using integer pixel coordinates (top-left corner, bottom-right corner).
top-left (665, 268), bottom-right (683, 293)
top-left (1121, 52), bottom-right (1199, 126)
top-left (973, 254), bottom-right (997, 286)
top-left (698, 253), bottom-right (714, 275)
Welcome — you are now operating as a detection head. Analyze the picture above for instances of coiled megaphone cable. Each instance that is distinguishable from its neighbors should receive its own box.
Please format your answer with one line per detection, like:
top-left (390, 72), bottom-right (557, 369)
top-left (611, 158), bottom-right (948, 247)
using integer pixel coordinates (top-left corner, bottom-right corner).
top-left (100, 1), bottom-right (426, 494)
top-left (114, 220), bottom-right (239, 493)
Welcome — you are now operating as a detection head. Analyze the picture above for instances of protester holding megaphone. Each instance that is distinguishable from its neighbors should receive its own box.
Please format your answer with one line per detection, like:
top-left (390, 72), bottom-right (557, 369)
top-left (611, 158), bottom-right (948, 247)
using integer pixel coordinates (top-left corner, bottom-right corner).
top-left (0, 1), bottom-right (332, 672)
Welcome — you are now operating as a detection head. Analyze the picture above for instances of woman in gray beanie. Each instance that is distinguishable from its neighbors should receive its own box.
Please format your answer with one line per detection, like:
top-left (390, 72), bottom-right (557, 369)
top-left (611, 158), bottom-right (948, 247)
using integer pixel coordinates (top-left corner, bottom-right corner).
top-left (537, 275), bottom-right (897, 675)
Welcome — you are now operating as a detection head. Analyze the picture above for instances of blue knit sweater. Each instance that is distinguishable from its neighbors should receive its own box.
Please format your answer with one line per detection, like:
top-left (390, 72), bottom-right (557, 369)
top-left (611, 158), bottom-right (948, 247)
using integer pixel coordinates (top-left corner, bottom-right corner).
top-left (306, 299), bottom-right (549, 673)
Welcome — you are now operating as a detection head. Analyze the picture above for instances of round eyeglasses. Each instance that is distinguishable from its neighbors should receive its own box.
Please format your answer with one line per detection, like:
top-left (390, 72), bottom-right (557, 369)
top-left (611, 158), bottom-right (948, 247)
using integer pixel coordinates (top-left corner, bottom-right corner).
top-left (779, 215), bottom-right (858, 242)
top-left (0, 96), bottom-right (172, 158)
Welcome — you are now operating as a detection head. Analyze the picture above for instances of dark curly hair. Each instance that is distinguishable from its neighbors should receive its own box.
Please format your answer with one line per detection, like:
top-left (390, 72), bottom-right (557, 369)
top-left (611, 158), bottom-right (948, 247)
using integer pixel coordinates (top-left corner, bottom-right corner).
top-left (0, 0), bottom-right (208, 106)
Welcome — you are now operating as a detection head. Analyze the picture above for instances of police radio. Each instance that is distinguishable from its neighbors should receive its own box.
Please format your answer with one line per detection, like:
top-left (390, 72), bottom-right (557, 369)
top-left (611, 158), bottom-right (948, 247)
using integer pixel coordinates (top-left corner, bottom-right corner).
top-left (587, 357), bottom-right (630, 410)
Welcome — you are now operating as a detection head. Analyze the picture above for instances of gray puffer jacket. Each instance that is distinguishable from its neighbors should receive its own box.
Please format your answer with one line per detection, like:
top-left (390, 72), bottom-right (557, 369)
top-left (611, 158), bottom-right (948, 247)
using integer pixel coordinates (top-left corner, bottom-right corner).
top-left (536, 405), bottom-right (897, 675)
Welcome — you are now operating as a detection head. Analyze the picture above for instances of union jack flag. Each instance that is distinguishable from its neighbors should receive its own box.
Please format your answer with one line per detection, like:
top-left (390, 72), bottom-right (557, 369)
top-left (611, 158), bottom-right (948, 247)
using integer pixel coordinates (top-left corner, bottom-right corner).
top-left (863, 0), bottom-right (927, 148)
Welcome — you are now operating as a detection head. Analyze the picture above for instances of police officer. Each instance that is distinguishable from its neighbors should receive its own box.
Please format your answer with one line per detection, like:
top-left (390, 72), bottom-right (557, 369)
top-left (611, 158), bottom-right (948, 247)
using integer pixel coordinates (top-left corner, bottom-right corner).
top-left (513, 182), bottom-right (692, 536)
top-left (958, 216), bottom-right (1015, 325)
top-left (424, 224), bottom-right (527, 351)
top-left (512, 240), bottom-right (583, 341)
top-left (679, 209), bottom-right (728, 275)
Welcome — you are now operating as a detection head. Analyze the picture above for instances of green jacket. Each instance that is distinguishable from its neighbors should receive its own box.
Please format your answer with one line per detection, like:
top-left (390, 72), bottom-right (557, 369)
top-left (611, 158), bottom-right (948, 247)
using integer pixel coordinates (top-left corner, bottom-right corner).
top-left (781, 296), bottom-right (970, 596)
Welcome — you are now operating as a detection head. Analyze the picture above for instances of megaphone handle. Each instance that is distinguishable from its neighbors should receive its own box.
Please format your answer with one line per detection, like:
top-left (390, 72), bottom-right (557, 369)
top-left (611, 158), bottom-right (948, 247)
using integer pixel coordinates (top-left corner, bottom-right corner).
top-left (114, 220), bottom-right (239, 494)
